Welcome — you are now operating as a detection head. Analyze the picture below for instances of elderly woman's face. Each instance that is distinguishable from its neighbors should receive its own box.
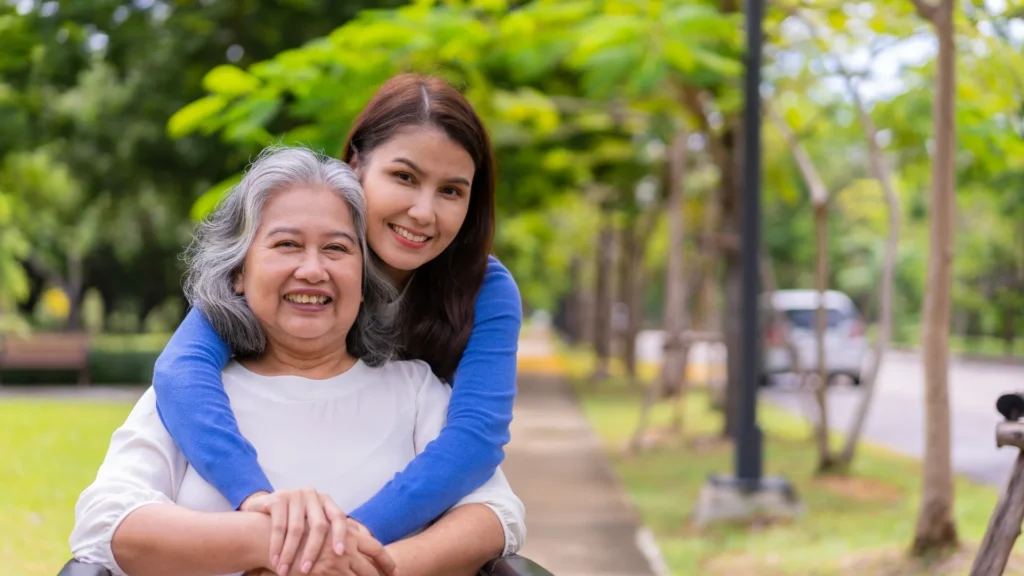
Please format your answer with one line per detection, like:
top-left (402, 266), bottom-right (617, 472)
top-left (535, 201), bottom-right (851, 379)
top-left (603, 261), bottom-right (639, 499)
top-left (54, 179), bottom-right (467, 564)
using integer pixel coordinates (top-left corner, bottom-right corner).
top-left (235, 186), bottom-right (363, 350)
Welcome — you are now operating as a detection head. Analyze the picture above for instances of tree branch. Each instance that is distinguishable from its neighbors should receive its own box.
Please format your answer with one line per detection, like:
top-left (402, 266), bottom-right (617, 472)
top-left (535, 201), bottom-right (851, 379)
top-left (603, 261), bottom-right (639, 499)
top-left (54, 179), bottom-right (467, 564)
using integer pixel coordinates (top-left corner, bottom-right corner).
top-left (910, 0), bottom-right (938, 21)
top-left (764, 99), bottom-right (830, 207)
top-left (679, 85), bottom-right (730, 174)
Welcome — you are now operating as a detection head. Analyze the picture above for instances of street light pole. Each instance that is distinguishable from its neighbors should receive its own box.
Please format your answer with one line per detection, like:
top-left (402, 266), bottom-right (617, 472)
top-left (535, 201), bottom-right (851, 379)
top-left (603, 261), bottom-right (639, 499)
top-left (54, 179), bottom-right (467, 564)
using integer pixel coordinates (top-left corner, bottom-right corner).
top-left (693, 0), bottom-right (801, 526)
top-left (736, 0), bottom-right (765, 485)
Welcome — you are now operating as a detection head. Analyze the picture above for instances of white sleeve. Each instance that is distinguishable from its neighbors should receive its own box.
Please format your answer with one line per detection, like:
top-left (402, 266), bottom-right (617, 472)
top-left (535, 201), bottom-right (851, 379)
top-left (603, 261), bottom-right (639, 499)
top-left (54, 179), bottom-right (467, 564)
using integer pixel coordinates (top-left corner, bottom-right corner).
top-left (69, 388), bottom-right (188, 576)
top-left (413, 365), bottom-right (526, 557)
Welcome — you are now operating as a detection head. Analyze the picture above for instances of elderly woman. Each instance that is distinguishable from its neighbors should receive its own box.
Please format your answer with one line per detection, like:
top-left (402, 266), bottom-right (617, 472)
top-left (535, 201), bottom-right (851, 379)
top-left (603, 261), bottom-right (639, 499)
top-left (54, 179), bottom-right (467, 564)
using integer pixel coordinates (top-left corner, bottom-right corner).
top-left (69, 147), bottom-right (525, 576)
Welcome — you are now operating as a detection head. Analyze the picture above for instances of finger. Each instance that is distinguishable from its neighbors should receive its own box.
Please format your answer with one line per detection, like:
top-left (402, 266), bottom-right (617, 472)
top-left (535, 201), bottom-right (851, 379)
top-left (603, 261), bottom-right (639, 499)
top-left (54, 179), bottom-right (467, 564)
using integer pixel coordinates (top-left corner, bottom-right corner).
top-left (278, 495), bottom-right (306, 576)
top-left (299, 491), bottom-right (329, 574)
top-left (321, 495), bottom-right (348, 555)
top-left (354, 533), bottom-right (396, 576)
top-left (268, 498), bottom-right (289, 570)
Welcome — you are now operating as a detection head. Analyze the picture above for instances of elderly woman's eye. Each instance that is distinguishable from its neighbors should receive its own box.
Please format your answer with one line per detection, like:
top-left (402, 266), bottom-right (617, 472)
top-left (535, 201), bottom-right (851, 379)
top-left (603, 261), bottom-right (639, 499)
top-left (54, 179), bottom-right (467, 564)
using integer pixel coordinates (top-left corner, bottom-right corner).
top-left (275, 240), bottom-right (299, 248)
top-left (326, 244), bottom-right (353, 254)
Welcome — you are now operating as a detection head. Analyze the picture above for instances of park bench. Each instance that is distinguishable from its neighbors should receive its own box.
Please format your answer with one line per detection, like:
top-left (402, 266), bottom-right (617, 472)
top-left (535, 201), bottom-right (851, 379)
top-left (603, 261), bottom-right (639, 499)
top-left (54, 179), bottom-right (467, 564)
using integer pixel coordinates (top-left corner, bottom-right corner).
top-left (0, 332), bottom-right (91, 385)
top-left (57, 554), bottom-right (555, 575)
top-left (0, 332), bottom-right (91, 387)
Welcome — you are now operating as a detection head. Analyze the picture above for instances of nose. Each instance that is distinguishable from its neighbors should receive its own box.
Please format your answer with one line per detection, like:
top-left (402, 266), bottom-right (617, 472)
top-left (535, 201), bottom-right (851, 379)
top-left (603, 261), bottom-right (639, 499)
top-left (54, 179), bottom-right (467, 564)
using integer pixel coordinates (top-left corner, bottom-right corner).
top-left (407, 190), bottom-right (436, 227)
top-left (293, 247), bottom-right (329, 284)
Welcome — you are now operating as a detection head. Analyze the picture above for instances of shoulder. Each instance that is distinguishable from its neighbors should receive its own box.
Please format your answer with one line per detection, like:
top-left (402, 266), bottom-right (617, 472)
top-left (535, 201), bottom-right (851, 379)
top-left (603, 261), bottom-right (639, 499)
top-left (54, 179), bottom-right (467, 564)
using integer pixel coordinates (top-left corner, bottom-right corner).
top-left (481, 255), bottom-right (519, 298)
top-left (475, 256), bottom-right (522, 321)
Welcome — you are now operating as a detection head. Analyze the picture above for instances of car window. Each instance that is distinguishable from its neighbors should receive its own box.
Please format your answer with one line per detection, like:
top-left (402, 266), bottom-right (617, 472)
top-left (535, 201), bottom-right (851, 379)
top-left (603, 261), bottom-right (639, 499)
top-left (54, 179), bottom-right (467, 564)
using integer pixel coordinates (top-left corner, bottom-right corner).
top-left (784, 308), bottom-right (848, 329)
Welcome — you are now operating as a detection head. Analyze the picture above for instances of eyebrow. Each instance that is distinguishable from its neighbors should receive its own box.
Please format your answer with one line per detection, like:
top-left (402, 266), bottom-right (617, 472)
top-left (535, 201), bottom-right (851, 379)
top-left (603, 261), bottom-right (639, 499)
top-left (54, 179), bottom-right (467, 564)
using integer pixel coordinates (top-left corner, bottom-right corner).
top-left (393, 157), bottom-right (472, 187)
top-left (266, 227), bottom-right (357, 244)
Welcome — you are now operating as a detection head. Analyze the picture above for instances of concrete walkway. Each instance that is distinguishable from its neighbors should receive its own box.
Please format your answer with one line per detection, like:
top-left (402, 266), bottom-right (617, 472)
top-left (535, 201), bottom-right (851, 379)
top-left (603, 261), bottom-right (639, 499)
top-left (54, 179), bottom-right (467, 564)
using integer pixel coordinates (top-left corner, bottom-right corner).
top-left (503, 375), bottom-right (656, 576)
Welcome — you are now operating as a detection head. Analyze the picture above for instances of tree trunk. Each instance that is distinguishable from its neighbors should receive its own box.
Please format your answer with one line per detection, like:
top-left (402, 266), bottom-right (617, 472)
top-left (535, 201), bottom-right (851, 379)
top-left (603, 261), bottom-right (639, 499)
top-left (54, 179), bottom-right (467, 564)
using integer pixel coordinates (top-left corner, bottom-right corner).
top-left (593, 209), bottom-right (615, 380)
top-left (813, 205), bottom-right (834, 470)
top-left (913, 0), bottom-right (959, 553)
top-left (662, 131), bottom-right (690, 397)
top-left (839, 101), bottom-right (902, 465)
top-left (619, 214), bottom-right (641, 386)
top-left (64, 253), bottom-right (84, 331)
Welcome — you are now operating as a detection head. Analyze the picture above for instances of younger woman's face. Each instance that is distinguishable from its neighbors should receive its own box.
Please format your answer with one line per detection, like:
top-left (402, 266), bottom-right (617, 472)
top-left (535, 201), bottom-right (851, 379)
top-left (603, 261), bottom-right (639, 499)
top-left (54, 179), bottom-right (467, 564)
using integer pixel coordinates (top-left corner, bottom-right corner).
top-left (355, 126), bottom-right (475, 284)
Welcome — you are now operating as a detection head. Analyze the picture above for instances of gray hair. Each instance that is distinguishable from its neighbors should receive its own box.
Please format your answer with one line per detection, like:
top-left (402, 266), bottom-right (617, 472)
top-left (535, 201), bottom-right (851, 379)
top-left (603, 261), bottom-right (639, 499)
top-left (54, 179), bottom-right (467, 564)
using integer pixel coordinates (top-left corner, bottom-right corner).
top-left (183, 145), bottom-right (397, 365)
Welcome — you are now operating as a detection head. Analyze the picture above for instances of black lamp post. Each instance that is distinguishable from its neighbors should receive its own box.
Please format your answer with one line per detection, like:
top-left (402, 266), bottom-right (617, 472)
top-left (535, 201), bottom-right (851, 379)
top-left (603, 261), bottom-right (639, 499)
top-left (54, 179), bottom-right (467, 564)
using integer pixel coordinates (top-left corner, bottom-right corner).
top-left (694, 0), bottom-right (800, 525)
top-left (736, 0), bottom-right (765, 485)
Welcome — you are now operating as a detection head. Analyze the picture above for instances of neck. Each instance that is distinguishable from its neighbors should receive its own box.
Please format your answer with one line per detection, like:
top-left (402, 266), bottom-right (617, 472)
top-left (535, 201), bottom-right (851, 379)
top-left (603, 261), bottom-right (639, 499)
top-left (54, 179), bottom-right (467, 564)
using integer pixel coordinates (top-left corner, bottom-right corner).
top-left (373, 253), bottom-right (414, 290)
top-left (242, 338), bottom-right (358, 380)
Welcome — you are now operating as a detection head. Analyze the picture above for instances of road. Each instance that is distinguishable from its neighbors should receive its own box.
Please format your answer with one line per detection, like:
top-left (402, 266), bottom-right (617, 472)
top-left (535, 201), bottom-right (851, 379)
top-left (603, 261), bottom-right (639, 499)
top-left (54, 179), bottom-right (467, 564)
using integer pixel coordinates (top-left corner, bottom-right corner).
top-left (762, 350), bottom-right (1024, 487)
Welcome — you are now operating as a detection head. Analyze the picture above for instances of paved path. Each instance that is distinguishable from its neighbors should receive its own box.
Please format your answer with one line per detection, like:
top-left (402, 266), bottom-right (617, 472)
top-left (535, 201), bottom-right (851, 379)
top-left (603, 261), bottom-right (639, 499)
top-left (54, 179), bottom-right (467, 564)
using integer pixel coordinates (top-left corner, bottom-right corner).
top-left (763, 350), bottom-right (1024, 487)
top-left (504, 376), bottom-right (656, 576)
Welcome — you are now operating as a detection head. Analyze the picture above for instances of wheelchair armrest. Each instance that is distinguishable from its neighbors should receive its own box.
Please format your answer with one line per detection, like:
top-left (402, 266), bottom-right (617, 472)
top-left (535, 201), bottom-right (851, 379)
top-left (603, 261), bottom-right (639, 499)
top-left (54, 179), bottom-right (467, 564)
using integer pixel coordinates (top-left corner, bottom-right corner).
top-left (480, 554), bottom-right (554, 576)
top-left (57, 559), bottom-right (112, 576)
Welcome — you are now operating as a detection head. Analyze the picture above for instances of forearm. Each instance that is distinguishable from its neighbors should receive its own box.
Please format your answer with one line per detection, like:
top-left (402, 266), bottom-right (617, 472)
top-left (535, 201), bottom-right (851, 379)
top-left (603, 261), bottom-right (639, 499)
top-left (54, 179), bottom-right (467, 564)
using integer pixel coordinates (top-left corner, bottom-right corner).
top-left (385, 504), bottom-right (504, 576)
top-left (112, 504), bottom-right (270, 576)
top-left (152, 308), bottom-right (272, 508)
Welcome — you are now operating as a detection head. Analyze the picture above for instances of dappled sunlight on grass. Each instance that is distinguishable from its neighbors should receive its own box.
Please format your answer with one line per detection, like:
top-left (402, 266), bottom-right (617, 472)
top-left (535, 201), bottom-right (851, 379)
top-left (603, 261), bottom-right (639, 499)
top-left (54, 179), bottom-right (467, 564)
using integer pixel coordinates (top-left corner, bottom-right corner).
top-left (572, 377), bottom-right (1024, 575)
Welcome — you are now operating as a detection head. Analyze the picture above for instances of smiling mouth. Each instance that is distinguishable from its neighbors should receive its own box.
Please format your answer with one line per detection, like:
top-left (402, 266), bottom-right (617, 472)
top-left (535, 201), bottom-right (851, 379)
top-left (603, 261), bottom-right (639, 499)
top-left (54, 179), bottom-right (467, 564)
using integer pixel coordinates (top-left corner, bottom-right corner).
top-left (283, 294), bottom-right (332, 305)
top-left (389, 224), bottom-right (431, 243)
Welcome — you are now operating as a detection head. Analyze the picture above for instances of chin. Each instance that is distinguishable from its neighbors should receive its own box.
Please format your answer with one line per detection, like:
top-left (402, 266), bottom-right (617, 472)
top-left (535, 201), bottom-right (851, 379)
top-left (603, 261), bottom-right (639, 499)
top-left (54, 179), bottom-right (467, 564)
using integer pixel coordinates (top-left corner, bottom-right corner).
top-left (279, 323), bottom-right (334, 341)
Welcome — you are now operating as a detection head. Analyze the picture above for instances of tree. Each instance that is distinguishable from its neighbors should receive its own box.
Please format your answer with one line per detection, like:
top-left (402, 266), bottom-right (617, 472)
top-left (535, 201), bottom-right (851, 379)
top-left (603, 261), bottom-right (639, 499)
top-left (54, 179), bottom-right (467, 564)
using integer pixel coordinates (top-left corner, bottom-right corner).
top-left (1, 0), bottom-right (402, 329)
top-left (910, 0), bottom-right (959, 553)
top-left (766, 99), bottom-right (836, 471)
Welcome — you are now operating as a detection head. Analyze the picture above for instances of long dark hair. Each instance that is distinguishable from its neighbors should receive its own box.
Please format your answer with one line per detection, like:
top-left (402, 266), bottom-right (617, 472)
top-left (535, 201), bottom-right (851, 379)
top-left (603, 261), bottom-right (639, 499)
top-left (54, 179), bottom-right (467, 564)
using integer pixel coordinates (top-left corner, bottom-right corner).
top-left (343, 73), bottom-right (496, 380)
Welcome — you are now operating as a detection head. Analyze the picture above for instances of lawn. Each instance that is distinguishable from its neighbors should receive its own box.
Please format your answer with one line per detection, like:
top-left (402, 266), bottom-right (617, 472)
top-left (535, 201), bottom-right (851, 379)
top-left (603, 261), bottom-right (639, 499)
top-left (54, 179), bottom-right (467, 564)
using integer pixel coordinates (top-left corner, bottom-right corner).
top-left (1, 399), bottom-right (133, 576)
top-left (573, 379), bottom-right (1024, 575)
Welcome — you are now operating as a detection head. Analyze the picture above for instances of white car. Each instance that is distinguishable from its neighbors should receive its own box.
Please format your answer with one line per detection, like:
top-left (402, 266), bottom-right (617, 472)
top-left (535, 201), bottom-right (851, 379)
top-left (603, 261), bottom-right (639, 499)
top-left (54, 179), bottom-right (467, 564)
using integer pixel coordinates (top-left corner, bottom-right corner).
top-left (762, 289), bottom-right (868, 386)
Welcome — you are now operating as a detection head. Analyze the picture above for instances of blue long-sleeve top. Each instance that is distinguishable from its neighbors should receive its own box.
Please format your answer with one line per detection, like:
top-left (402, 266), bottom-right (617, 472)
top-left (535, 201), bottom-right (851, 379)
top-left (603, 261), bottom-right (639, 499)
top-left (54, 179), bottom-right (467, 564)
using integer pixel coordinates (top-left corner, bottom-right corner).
top-left (151, 256), bottom-right (521, 545)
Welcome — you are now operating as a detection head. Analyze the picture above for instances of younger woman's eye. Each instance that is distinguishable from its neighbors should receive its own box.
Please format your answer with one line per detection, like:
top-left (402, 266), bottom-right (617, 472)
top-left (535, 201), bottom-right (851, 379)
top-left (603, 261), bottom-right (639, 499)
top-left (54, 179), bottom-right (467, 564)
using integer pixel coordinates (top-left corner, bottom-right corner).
top-left (394, 171), bottom-right (414, 183)
top-left (440, 186), bottom-right (462, 197)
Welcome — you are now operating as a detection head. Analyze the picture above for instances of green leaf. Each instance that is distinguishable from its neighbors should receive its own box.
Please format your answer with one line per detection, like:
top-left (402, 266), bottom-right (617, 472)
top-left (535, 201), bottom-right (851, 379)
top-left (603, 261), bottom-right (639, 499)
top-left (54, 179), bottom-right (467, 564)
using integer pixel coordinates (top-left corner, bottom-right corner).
top-left (191, 173), bottom-right (243, 221)
top-left (202, 65), bottom-right (262, 97)
top-left (167, 95), bottom-right (229, 140)
top-left (692, 48), bottom-right (742, 78)
top-left (664, 38), bottom-right (697, 72)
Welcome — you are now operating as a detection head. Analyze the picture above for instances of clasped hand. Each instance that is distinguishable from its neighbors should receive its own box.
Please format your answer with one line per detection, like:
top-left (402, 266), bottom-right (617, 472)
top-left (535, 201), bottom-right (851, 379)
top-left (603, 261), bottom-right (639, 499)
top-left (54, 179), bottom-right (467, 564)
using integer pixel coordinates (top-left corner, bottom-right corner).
top-left (240, 489), bottom-right (398, 576)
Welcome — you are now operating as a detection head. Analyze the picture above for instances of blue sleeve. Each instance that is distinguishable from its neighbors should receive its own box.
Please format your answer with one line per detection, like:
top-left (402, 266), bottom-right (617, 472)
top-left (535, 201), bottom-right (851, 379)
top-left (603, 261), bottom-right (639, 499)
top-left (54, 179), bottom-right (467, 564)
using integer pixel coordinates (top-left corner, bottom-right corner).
top-left (152, 307), bottom-right (274, 509)
top-left (349, 256), bottom-right (521, 544)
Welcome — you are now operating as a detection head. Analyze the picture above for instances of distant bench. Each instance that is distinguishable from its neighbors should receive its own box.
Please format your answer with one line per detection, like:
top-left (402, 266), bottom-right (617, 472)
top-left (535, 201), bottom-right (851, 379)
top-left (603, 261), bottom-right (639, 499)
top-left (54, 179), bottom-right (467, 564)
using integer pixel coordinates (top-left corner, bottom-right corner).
top-left (0, 332), bottom-right (91, 386)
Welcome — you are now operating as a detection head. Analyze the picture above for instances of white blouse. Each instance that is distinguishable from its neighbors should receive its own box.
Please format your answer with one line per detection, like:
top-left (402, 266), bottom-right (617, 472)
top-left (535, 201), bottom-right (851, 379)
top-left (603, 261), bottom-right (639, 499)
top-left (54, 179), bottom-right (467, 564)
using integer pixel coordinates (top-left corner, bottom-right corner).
top-left (70, 359), bottom-right (526, 576)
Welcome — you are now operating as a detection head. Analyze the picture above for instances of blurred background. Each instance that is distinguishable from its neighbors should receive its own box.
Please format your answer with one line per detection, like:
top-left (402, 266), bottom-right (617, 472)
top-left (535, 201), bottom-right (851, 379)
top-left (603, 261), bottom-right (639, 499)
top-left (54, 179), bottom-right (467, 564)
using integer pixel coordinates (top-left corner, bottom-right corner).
top-left (2, 0), bottom-right (1024, 574)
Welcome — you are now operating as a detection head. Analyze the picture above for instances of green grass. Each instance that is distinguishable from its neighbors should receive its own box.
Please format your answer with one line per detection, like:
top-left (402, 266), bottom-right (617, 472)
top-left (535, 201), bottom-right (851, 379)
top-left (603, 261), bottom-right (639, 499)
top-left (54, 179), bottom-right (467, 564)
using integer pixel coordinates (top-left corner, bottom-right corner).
top-left (0, 400), bottom-right (132, 575)
top-left (573, 379), bottom-right (1024, 575)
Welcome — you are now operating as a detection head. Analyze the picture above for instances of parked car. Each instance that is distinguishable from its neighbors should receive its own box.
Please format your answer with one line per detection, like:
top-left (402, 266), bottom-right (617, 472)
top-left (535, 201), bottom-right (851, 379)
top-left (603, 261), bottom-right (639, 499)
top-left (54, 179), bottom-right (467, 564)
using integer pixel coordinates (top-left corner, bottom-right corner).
top-left (761, 289), bottom-right (868, 386)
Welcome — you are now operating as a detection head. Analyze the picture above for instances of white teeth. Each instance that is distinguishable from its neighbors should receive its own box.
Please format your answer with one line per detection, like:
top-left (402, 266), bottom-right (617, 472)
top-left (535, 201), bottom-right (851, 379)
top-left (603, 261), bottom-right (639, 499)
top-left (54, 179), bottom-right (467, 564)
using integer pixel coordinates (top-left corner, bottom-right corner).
top-left (285, 294), bottom-right (327, 305)
top-left (392, 225), bottom-right (428, 243)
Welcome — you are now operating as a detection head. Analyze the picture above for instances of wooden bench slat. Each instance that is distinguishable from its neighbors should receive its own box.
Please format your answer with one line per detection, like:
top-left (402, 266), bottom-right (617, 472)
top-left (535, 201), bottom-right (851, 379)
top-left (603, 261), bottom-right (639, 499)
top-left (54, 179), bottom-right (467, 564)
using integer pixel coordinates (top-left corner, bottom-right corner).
top-left (0, 333), bottom-right (92, 387)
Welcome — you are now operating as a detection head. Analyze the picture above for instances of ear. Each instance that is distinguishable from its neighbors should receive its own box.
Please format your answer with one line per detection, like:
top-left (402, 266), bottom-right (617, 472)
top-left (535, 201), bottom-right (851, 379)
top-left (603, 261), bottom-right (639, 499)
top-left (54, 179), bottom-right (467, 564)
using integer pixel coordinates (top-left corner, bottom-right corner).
top-left (348, 150), bottom-right (360, 172)
top-left (233, 270), bottom-right (244, 295)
